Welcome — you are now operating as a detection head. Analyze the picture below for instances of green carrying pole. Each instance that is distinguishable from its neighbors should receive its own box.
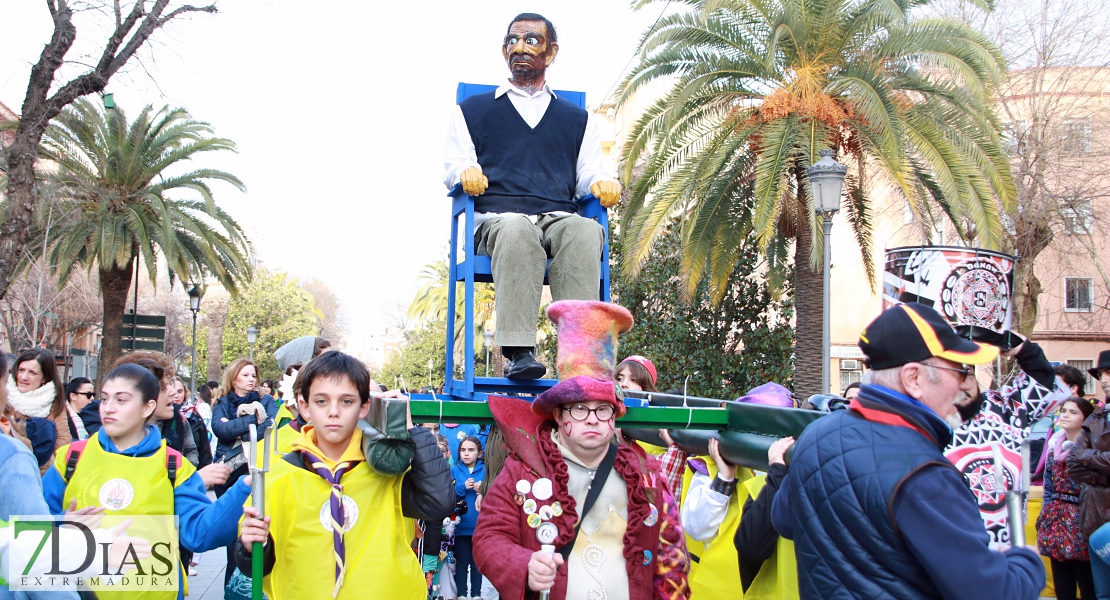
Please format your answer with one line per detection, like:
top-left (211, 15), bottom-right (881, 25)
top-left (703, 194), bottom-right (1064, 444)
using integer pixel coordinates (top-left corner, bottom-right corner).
top-left (408, 394), bottom-right (827, 471)
top-left (248, 424), bottom-right (271, 600)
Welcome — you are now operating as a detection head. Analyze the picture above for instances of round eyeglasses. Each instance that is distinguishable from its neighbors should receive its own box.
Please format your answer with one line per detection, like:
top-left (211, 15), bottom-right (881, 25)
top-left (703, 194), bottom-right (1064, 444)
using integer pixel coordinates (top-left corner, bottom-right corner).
top-left (566, 403), bottom-right (616, 421)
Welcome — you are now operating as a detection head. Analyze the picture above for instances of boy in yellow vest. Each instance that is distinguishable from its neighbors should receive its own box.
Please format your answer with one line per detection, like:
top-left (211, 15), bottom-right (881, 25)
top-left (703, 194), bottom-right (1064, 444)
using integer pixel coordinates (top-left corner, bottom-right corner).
top-left (236, 351), bottom-right (454, 600)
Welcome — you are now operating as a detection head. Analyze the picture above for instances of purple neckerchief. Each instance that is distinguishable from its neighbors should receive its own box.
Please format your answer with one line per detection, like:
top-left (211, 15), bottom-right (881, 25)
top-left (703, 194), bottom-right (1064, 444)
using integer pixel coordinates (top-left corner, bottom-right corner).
top-left (301, 450), bottom-right (354, 598)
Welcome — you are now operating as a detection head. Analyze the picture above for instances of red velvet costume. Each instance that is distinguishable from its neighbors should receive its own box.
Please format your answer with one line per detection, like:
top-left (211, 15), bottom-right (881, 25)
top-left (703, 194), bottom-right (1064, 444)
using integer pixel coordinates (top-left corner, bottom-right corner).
top-left (473, 395), bottom-right (689, 600)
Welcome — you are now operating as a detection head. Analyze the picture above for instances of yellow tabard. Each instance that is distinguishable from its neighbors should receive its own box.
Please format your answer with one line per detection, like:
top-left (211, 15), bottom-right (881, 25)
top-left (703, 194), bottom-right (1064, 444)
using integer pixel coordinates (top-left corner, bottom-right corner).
top-left (734, 475), bottom-right (799, 600)
top-left (261, 455), bottom-right (425, 600)
top-left (688, 467), bottom-right (747, 599)
top-left (55, 439), bottom-right (195, 600)
top-left (681, 458), bottom-right (749, 580)
top-left (253, 421), bottom-right (300, 468)
top-left (274, 404), bottom-right (295, 430)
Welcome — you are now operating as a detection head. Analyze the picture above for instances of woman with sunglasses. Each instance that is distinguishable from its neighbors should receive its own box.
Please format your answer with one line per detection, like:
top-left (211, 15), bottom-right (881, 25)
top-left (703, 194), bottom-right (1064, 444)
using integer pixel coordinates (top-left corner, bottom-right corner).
top-left (64, 377), bottom-right (96, 440)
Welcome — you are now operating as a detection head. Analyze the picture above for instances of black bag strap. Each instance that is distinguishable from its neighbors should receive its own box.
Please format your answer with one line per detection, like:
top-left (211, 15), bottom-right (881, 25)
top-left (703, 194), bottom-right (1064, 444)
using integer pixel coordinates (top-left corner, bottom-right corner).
top-left (557, 443), bottom-right (618, 562)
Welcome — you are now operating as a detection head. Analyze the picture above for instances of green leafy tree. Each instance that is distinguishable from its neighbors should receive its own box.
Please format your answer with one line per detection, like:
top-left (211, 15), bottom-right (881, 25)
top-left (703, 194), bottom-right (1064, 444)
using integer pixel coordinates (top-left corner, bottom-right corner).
top-left (380, 320), bottom-right (449, 392)
top-left (614, 219), bottom-right (795, 399)
top-left (40, 99), bottom-right (251, 379)
top-left (619, 0), bottom-right (1013, 397)
top-left (408, 259), bottom-right (497, 364)
top-left (212, 269), bottom-right (322, 380)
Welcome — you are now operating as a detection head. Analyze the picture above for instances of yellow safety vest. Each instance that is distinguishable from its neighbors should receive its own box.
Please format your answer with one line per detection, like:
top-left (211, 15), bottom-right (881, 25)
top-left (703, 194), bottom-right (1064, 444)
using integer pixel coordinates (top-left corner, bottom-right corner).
top-left (56, 438), bottom-right (195, 600)
top-left (688, 466), bottom-right (749, 599)
top-left (275, 404), bottom-right (296, 430)
top-left (734, 475), bottom-right (798, 600)
top-left (261, 454), bottom-right (425, 600)
top-left (253, 420), bottom-right (300, 468)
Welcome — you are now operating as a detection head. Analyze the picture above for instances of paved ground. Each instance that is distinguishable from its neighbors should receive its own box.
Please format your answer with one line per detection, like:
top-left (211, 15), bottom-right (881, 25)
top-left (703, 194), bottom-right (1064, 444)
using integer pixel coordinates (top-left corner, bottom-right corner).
top-left (186, 548), bottom-right (227, 600)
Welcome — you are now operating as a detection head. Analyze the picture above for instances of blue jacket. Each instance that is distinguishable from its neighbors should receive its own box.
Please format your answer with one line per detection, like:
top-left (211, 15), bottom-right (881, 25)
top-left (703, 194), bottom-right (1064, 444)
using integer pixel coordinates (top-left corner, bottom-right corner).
top-left (0, 434), bottom-right (79, 600)
top-left (210, 391), bottom-right (277, 461)
top-left (452, 461), bottom-right (485, 536)
top-left (778, 383), bottom-right (1044, 600)
top-left (42, 426), bottom-right (250, 555)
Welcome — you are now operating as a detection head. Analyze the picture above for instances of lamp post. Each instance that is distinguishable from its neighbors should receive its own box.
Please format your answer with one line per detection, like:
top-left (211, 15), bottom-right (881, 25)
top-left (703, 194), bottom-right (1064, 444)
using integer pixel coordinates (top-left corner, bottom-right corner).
top-left (188, 285), bottom-right (202, 404)
top-left (247, 325), bottom-right (258, 362)
top-left (806, 149), bottom-right (848, 394)
top-left (482, 330), bottom-right (494, 377)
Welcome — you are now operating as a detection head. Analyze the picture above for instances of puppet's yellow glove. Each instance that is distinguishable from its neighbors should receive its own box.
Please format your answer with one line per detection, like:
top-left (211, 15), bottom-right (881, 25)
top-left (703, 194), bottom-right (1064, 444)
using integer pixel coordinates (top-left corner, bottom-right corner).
top-left (460, 167), bottom-right (488, 196)
top-left (591, 180), bottom-right (622, 208)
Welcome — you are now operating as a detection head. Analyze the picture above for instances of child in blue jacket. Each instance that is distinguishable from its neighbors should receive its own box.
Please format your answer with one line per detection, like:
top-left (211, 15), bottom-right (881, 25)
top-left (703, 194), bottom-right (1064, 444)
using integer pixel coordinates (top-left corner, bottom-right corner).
top-left (451, 435), bottom-right (485, 599)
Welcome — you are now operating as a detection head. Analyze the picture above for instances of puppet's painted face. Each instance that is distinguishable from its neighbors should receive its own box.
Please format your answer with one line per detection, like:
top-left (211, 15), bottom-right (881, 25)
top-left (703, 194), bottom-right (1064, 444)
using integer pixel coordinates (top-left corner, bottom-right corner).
top-left (502, 20), bottom-right (557, 86)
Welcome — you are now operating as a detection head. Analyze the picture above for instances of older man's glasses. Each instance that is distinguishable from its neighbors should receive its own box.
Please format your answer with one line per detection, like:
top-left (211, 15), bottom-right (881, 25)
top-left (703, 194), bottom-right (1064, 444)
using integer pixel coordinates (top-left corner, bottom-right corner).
top-left (566, 404), bottom-right (616, 421)
top-left (922, 362), bottom-right (973, 381)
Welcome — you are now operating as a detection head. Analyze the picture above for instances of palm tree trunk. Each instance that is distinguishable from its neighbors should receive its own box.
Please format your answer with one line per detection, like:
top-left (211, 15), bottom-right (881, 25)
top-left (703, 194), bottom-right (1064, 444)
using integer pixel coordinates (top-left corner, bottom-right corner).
top-left (98, 263), bottom-right (133, 388)
top-left (794, 169), bottom-right (824, 400)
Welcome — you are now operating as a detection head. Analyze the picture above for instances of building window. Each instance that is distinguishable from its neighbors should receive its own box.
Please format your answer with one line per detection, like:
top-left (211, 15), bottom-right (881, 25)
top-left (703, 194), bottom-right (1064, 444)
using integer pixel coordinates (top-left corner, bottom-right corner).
top-left (1067, 359), bottom-right (1098, 396)
top-left (1061, 117), bottom-right (1092, 154)
top-left (839, 359), bottom-right (863, 392)
top-left (1065, 277), bottom-right (1093, 312)
top-left (1062, 198), bottom-right (1094, 235)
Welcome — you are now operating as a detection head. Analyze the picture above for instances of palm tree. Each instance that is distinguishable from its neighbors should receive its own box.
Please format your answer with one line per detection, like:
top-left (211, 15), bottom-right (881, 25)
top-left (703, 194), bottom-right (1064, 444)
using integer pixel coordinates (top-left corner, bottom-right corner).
top-left (40, 99), bottom-right (252, 378)
top-left (618, 0), bottom-right (1014, 397)
top-left (408, 259), bottom-right (496, 363)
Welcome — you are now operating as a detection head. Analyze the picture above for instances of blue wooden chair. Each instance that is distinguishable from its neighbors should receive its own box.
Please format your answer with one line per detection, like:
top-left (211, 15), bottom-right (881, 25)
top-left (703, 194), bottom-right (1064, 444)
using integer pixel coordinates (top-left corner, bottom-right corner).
top-left (444, 82), bottom-right (611, 401)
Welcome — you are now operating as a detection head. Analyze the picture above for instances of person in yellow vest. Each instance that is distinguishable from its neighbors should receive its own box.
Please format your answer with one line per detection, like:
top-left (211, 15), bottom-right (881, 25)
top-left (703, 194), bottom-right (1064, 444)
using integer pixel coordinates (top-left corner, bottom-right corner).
top-left (41, 363), bottom-right (252, 600)
top-left (733, 436), bottom-right (799, 600)
top-left (235, 351), bottom-right (455, 600)
top-left (681, 438), bottom-right (748, 598)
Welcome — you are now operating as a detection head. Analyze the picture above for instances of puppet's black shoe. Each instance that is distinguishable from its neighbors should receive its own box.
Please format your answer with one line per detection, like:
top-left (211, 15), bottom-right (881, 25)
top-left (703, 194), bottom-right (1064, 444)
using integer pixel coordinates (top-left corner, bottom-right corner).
top-left (504, 351), bottom-right (547, 380)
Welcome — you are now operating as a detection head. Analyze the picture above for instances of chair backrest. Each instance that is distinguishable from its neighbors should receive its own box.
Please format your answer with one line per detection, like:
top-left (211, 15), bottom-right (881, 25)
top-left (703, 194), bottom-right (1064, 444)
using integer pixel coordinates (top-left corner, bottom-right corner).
top-left (456, 82), bottom-right (587, 110)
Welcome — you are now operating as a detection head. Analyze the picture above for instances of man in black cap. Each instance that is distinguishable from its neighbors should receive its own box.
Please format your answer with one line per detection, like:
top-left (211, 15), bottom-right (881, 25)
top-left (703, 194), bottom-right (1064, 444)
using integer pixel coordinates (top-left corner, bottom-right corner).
top-left (772, 302), bottom-right (1044, 600)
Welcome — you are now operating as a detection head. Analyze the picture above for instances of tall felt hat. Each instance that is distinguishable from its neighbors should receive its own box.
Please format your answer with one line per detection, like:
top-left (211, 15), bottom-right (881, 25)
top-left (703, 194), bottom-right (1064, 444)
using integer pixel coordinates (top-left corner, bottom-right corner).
top-left (533, 300), bottom-right (634, 418)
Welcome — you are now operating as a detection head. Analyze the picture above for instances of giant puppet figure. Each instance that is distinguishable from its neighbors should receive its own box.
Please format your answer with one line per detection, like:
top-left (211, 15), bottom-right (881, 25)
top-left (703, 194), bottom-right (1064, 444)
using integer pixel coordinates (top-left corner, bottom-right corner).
top-left (473, 300), bottom-right (689, 600)
top-left (444, 13), bottom-right (622, 380)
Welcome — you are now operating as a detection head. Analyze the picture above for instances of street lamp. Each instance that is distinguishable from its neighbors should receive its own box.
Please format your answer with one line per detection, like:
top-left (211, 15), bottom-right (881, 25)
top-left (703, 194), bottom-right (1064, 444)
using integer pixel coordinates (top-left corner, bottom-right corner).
top-left (806, 149), bottom-right (848, 395)
top-left (482, 330), bottom-right (495, 377)
top-left (187, 284), bottom-right (203, 405)
top-left (247, 325), bottom-right (258, 362)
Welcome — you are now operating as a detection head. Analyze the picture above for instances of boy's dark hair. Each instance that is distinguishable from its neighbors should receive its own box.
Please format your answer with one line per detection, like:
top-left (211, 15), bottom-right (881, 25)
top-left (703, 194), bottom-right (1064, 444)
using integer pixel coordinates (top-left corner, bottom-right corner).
top-left (617, 360), bottom-right (658, 392)
top-left (298, 351), bottom-right (370, 404)
top-left (66, 377), bottom-right (93, 397)
top-left (205, 380), bottom-right (219, 390)
top-left (1055, 364), bottom-right (1088, 397)
top-left (507, 13), bottom-right (556, 43)
top-left (457, 435), bottom-right (484, 462)
top-left (844, 381), bottom-right (862, 394)
top-left (104, 363), bottom-right (162, 403)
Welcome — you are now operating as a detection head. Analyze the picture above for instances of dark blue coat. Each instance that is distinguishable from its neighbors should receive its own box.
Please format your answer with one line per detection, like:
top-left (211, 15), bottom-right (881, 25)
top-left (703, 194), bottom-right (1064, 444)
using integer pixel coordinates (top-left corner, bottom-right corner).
top-left (210, 391), bottom-right (277, 461)
top-left (782, 384), bottom-right (1044, 600)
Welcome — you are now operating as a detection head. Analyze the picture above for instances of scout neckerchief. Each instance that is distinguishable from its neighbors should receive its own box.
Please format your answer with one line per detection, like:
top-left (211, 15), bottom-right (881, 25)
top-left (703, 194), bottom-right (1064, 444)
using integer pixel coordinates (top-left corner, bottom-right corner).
top-left (302, 450), bottom-right (355, 598)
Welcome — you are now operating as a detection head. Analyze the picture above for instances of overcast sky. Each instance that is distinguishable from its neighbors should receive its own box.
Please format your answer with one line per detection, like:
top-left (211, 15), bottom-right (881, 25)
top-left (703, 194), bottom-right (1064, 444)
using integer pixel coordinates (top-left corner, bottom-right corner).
top-left (0, 0), bottom-right (662, 355)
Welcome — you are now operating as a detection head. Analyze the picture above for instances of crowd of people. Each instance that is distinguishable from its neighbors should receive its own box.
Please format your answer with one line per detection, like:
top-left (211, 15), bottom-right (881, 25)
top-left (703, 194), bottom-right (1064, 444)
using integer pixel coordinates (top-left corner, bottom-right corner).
top-left (1, 305), bottom-right (1110, 600)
